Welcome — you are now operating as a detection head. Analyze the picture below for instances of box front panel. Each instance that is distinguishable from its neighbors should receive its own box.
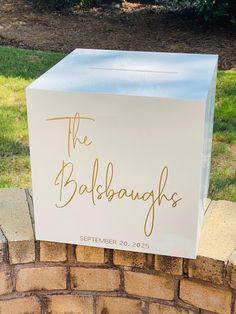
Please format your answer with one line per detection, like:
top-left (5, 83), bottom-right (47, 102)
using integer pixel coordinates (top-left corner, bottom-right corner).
top-left (27, 89), bottom-right (204, 258)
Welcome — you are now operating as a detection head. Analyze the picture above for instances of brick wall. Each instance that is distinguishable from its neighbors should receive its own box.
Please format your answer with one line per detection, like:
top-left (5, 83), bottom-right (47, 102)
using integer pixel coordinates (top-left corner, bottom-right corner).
top-left (0, 188), bottom-right (235, 314)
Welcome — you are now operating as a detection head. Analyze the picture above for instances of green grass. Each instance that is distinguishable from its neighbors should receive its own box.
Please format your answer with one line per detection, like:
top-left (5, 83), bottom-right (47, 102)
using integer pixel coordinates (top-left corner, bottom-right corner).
top-left (0, 47), bottom-right (64, 187)
top-left (0, 46), bottom-right (235, 201)
top-left (209, 70), bottom-right (236, 201)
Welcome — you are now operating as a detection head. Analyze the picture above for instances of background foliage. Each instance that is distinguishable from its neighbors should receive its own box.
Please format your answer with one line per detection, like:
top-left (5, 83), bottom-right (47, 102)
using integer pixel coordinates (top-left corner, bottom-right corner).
top-left (30, 0), bottom-right (236, 22)
top-left (178, 0), bottom-right (236, 23)
top-left (31, 0), bottom-right (91, 10)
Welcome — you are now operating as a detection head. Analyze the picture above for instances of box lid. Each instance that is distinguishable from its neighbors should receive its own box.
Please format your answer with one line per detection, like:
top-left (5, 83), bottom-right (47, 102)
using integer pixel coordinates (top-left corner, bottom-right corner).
top-left (27, 48), bottom-right (218, 100)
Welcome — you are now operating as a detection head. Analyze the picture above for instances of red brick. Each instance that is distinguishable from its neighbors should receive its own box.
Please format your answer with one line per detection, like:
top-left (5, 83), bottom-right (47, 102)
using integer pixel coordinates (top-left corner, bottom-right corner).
top-left (76, 245), bottom-right (105, 263)
top-left (180, 279), bottom-right (232, 314)
top-left (40, 241), bottom-right (67, 262)
top-left (71, 267), bottom-right (120, 291)
top-left (113, 250), bottom-right (146, 268)
top-left (47, 295), bottom-right (93, 313)
top-left (124, 271), bottom-right (175, 300)
top-left (16, 266), bottom-right (66, 291)
top-left (0, 270), bottom-right (13, 295)
top-left (96, 296), bottom-right (145, 313)
top-left (0, 297), bottom-right (41, 314)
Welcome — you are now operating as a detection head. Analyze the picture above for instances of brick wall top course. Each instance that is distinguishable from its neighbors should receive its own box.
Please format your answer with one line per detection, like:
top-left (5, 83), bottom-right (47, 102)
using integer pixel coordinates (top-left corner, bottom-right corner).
top-left (0, 188), bottom-right (235, 314)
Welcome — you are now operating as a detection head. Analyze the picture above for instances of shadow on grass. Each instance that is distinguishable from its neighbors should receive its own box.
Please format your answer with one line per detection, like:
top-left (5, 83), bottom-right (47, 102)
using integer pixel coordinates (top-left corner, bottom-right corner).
top-left (214, 71), bottom-right (236, 144)
top-left (210, 175), bottom-right (236, 191)
top-left (209, 175), bottom-right (236, 201)
top-left (0, 154), bottom-right (31, 188)
top-left (0, 46), bottom-right (64, 79)
top-left (217, 71), bottom-right (236, 96)
top-left (0, 105), bottom-right (29, 156)
top-left (0, 137), bottom-right (29, 157)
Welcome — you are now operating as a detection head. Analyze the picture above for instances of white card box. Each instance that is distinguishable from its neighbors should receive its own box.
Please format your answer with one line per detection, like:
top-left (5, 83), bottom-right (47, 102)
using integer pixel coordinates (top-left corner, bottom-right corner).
top-left (26, 49), bottom-right (218, 258)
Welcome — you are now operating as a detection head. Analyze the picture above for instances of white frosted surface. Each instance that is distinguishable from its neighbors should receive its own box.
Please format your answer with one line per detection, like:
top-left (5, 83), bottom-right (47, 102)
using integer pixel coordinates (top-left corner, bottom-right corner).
top-left (27, 48), bottom-right (218, 100)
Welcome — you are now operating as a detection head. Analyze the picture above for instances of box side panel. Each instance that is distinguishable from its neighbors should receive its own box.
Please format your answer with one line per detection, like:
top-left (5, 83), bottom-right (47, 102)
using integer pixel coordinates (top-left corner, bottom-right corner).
top-left (196, 64), bottom-right (217, 252)
top-left (25, 89), bottom-right (41, 240)
top-left (200, 65), bottom-right (217, 203)
top-left (26, 89), bottom-right (205, 258)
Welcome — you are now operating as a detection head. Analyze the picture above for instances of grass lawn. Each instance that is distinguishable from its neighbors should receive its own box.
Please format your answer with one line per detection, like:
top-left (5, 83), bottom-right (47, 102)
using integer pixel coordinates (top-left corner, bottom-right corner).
top-left (0, 46), bottom-right (235, 201)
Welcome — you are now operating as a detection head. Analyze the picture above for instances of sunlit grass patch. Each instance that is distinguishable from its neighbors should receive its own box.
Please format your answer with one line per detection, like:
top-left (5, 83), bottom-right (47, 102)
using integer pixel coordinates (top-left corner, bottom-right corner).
top-left (0, 46), bottom-right (64, 188)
